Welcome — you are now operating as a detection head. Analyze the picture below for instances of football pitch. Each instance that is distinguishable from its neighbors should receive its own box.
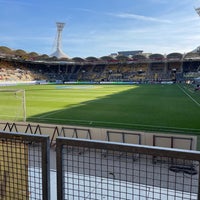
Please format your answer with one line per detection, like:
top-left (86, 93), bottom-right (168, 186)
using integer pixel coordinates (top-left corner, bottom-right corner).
top-left (0, 83), bottom-right (199, 135)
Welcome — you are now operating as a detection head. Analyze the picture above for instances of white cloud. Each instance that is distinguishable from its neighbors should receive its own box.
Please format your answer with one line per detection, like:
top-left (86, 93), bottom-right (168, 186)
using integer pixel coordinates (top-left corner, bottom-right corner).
top-left (110, 12), bottom-right (172, 24)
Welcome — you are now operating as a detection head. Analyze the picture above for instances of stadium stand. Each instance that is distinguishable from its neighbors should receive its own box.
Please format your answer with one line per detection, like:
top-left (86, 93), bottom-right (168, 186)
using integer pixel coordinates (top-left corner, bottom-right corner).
top-left (0, 59), bottom-right (46, 81)
top-left (0, 49), bottom-right (200, 84)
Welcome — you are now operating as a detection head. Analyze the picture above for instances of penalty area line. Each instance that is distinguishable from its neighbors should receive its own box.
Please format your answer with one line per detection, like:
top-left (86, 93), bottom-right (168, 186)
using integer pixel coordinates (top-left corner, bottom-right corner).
top-left (38, 109), bottom-right (66, 118)
top-left (178, 85), bottom-right (200, 107)
top-left (29, 116), bottom-right (200, 132)
top-left (38, 103), bottom-right (87, 118)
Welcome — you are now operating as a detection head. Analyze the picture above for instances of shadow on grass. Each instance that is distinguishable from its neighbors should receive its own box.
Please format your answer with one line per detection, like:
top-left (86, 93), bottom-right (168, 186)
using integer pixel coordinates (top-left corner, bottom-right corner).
top-left (26, 84), bottom-right (200, 136)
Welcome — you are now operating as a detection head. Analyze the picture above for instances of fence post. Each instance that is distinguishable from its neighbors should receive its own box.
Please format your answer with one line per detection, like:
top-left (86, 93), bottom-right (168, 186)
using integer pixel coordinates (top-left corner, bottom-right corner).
top-left (42, 136), bottom-right (50, 200)
top-left (56, 138), bottom-right (64, 200)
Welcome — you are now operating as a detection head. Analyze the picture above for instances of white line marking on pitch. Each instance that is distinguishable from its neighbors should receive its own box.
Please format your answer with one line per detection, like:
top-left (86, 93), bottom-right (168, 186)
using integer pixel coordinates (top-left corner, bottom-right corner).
top-left (38, 109), bottom-right (65, 118)
top-left (30, 116), bottom-right (200, 132)
top-left (38, 103), bottom-right (86, 118)
top-left (178, 84), bottom-right (200, 107)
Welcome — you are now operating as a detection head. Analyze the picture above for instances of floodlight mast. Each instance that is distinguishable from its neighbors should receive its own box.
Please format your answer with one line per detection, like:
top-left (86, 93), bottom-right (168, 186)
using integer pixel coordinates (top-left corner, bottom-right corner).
top-left (195, 7), bottom-right (200, 16)
top-left (50, 22), bottom-right (69, 58)
top-left (56, 22), bottom-right (65, 51)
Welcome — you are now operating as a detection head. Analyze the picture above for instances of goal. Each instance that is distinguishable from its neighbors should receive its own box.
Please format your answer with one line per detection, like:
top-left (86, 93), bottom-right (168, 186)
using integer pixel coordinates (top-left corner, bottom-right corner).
top-left (0, 89), bottom-right (26, 122)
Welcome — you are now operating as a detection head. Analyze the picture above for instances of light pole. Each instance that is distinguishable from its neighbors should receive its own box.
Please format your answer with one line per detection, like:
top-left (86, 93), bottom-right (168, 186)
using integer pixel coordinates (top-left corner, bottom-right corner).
top-left (50, 22), bottom-right (69, 59)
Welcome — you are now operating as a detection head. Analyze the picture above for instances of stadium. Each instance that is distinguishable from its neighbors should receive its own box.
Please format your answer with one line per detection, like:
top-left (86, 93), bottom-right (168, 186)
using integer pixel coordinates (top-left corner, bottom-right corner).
top-left (0, 46), bottom-right (200, 132)
top-left (0, 23), bottom-right (200, 199)
top-left (0, 47), bottom-right (200, 84)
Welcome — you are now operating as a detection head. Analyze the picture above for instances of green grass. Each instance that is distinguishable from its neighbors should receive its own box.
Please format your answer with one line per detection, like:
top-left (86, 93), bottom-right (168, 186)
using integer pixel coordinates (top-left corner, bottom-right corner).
top-left (0, 84), bottom-right (200, 135)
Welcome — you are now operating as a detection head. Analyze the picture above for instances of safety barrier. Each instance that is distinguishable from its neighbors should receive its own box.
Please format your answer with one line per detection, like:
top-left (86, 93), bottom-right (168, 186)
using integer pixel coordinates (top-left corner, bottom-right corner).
top-left (56, 137), bottom-right (200, 199)
top-left (0, 131), bottom-right (50, 200)
top-left (0, 131), bottom-right (200, 199)
top-left (0, 121), bottom-right (197, 151)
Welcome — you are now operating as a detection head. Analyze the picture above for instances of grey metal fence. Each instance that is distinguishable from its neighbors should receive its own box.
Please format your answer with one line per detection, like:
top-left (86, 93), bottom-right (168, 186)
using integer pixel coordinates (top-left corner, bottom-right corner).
top-left (56, 137), bottom-right (200, 200)
top-left (0, 131), bottom-right (50, 200)
top-left (1, 129), bottom-right (200, 199)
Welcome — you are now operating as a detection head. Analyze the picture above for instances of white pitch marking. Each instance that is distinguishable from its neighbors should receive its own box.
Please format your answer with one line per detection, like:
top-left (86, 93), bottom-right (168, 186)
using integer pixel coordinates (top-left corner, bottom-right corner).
top-left (178, 85), bottom-right (200, 107)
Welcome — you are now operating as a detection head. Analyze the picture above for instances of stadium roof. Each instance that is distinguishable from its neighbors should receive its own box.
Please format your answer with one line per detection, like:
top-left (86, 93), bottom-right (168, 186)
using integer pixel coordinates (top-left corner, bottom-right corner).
top-left (191, 46), bottom-right (200, 54)
top-left (118, 51), bottom-right (143, 57)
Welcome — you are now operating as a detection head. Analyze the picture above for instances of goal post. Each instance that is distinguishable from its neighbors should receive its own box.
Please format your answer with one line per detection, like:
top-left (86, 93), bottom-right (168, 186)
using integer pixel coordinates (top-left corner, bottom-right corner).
top-left (0, 89), bottom-right (26, 122)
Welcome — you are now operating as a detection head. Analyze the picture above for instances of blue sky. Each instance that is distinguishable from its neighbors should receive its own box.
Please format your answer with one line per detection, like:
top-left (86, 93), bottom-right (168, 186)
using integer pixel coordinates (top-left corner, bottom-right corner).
top-left (1, 0), bottom-right (200, 58)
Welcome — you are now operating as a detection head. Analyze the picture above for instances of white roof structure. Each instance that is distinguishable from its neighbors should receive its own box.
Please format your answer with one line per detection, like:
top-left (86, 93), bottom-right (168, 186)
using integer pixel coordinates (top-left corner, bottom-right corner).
top-left (191, 46), bottom-right (200, 53)
top-left (50, 48), bottom-right (69, 59)
top-left (195, 7), bottom-right (200, 16)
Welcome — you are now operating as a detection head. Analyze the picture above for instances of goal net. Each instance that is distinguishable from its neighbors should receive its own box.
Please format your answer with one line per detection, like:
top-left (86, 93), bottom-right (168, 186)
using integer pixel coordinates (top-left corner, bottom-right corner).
top-left (0, 89), bottom-right (26, 122)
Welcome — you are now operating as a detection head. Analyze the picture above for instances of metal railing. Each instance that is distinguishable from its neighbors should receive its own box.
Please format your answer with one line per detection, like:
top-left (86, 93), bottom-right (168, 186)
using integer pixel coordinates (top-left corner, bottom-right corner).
top-left (0, 131), bottom-right (50, 200)
top-left (0, 122), bottom-right (196, 151)
top-left (56, 137), bottom-right (200, 200)
top-left (1, 130), bottom-right (200, 199)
